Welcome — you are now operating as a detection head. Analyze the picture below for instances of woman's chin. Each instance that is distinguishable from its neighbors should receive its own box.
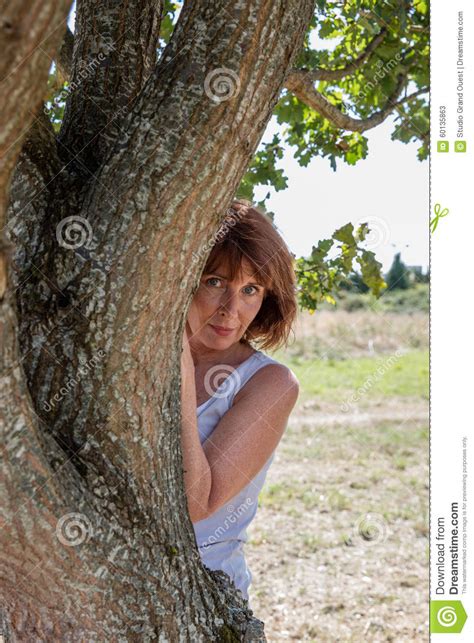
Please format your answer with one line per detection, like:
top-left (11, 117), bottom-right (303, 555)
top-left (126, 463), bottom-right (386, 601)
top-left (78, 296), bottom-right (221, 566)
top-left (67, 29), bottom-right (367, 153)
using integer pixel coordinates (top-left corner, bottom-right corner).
top-left (202, 327), bottom-right (242, 347)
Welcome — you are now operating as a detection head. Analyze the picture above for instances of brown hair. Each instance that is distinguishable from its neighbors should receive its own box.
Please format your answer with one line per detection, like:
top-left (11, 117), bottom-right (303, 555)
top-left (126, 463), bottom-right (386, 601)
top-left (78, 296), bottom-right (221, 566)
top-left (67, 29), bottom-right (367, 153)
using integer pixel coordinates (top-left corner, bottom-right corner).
top-left (202, 199), bottom-right (298, 353)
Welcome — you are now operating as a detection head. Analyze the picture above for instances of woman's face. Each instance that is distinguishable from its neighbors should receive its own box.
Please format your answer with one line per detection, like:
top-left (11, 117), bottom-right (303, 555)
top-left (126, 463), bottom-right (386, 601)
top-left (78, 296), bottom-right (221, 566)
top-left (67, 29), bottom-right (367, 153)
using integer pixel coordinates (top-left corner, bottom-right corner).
top-left (187, 259), bottom-right (266, 350)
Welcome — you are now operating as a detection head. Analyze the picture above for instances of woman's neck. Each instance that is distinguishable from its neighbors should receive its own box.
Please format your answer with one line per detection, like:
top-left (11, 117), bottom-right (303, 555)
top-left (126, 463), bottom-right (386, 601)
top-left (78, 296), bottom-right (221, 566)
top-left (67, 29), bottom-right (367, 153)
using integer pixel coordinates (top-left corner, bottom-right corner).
top-left (190, 341), bottom-right (254, 370)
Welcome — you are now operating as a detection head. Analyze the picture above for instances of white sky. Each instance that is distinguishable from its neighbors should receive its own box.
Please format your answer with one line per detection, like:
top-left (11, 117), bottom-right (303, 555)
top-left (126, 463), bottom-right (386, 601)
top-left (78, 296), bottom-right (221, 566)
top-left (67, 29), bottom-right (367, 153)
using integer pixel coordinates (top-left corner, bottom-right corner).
top-left (67, 4), bottom-right (428, 272)
top-left (254, 115), bottom-right (429, 273)
top-left (254, 29), bottom-right (429, 273)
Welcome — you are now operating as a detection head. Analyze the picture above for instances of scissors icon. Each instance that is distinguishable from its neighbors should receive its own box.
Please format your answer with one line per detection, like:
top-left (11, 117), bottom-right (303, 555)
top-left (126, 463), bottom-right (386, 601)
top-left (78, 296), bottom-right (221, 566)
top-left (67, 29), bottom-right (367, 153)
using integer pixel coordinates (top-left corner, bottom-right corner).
top-left (430, 203), bottom-right (449, 233)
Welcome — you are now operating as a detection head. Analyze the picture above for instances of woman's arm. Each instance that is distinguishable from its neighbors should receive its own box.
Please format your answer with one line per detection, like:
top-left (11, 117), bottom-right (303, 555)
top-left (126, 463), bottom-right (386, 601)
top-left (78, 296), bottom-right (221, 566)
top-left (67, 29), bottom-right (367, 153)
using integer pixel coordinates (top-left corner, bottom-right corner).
top-left (200, 364), bottom-right (299, 516)
top-left (180, 324), bottom-right (299, 522)
top-left (180, 324), bottom-right (212, 523)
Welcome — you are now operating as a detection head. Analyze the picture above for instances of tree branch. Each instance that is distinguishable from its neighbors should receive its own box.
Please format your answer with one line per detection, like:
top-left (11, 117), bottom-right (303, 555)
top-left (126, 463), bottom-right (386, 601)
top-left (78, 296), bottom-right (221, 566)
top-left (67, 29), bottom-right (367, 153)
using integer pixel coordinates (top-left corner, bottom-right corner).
top-left (285, 69), bottom-right (428, 132)
top-left (5, 107), bottom-right (64, 283)
top-left (0, 0), bottom-right (72, 226)
top-left (24, 0), bottom-right (316, 510)
top-left (295, 27), bottom-right (387, 82)
top-left (57, 0), bottom-right (164, 174)
top-left (56, 25), bottom-right (74, 82)
top-left (0, 0), bottom-right (76, 580)
top-left (0, 0), bottom-right (72, 513)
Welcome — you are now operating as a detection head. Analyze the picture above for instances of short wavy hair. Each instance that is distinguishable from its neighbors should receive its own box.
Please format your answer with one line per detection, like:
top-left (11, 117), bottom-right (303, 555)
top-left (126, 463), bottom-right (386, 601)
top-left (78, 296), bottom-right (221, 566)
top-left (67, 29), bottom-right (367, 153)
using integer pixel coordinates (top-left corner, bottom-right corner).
top-left (202, 199), bottom-right (298, 353)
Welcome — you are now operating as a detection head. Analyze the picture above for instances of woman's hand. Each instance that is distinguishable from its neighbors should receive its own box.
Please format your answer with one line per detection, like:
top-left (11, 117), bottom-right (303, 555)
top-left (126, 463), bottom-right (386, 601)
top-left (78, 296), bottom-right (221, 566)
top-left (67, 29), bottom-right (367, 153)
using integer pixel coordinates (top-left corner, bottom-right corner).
top-left (179, 321), bottom-right (212, 522)
top-left (181, 321), bottom-right (195, 370)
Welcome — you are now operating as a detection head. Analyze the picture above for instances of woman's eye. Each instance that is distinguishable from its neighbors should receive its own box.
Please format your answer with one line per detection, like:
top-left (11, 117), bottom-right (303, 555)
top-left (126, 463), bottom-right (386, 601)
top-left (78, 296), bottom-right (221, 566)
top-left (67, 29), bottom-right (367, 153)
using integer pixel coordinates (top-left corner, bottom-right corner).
top-left (243, 285), bottom-right (257, 295)
top-left (204, 278), bottom-right (259, 295)
top-left (206, 277), bottom-right (221, 287)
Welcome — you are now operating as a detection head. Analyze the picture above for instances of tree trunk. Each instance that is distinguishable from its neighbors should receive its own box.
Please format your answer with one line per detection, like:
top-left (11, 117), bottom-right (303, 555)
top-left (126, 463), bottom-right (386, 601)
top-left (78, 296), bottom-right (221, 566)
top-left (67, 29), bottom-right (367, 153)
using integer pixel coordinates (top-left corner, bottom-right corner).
top-left (1, 0), bottom-right (315, 639)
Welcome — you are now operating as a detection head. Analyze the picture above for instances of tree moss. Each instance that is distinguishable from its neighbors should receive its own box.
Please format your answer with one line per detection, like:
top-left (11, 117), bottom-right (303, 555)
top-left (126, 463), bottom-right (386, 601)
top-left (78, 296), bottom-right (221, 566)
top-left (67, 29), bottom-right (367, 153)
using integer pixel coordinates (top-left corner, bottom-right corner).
top-left (216, 624), bottom-right (241, 643)
top-left (166, 545), bottom-right (179, 558)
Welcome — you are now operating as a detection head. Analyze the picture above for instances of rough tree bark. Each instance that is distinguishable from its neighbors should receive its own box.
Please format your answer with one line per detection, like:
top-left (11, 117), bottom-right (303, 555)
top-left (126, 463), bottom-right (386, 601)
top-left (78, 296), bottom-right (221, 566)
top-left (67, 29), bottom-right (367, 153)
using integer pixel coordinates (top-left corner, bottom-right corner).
top-left (0, 0), bottom-right (315, 640)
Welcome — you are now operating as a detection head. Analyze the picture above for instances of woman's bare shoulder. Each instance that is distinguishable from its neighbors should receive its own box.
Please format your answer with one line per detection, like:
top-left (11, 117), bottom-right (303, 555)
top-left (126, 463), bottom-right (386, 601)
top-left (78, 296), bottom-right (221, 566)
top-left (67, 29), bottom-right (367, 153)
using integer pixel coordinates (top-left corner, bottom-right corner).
top-left (233, 358), bottom-right (299, 406)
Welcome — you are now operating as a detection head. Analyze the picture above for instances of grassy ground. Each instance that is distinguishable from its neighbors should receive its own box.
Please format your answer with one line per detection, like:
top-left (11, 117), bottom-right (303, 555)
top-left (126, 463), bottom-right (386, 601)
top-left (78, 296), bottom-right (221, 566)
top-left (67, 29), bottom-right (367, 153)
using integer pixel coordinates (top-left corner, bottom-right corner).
top-left (245, 308), bottom-right (429, 641)
top-left (287, 349), bottom-right (428, 404)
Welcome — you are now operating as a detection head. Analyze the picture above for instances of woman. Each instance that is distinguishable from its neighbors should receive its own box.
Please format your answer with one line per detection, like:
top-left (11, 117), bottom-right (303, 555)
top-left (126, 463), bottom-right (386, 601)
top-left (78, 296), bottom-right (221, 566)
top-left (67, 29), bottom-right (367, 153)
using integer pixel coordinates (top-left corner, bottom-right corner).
top-left (180, 199), bottom-right (300, 604)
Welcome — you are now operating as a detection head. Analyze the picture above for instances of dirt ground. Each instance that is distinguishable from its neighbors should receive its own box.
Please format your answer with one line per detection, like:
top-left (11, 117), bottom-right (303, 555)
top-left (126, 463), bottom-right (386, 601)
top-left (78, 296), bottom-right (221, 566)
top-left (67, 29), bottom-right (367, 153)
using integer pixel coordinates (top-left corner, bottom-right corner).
top-left (245, 396), bottom-right (429, 642)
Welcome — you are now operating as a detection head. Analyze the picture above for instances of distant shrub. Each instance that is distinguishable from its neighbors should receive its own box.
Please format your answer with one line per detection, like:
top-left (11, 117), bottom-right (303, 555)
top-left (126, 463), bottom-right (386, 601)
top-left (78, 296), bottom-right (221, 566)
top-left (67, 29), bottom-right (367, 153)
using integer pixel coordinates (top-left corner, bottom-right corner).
top-left (332, 283), bottom-right (429, 313)
top-left (338, 294), bottom-right (370, 312)
top-left (378, 284), bottom-right (429, 313)
top-left (386, 253), bottom-right (410, 291)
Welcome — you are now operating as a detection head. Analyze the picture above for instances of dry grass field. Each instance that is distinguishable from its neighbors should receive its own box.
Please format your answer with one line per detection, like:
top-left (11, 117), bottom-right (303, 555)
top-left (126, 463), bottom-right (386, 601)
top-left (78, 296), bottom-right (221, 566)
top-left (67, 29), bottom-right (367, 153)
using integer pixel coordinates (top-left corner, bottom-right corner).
top-left (245, 307), bottom-right (429, 642)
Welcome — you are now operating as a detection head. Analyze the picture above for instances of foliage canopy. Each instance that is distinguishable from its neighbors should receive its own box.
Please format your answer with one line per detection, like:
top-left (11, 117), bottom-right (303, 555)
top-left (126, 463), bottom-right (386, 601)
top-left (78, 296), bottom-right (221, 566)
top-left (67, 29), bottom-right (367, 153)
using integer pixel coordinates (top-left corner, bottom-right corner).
top-left (43, 0), bottom-right (429, 313)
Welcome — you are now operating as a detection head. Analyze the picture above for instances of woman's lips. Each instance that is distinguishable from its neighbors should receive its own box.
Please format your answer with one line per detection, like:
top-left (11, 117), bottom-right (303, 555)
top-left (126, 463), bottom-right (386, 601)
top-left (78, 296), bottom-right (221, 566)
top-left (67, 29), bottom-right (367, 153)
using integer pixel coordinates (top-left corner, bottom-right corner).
top-left (209, 324), bottom-right (235, 336)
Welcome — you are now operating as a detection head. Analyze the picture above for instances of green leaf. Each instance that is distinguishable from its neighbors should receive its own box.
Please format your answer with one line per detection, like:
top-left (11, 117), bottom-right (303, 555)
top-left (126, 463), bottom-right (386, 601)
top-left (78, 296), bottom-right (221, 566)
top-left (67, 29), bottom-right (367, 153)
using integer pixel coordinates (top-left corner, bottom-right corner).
top-left (294, 220), bottom-right (387, 313)
top-left (414, 0), bottom-right (428, 16)
top-left (332, 223), bottom-right (355, 246)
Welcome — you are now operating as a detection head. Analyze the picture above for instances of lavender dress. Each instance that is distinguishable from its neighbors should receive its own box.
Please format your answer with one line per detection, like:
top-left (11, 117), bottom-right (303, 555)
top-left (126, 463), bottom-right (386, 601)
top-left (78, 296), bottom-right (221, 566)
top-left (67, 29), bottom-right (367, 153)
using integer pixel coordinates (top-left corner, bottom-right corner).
top-left (193, 350), bottom-right (282, 601)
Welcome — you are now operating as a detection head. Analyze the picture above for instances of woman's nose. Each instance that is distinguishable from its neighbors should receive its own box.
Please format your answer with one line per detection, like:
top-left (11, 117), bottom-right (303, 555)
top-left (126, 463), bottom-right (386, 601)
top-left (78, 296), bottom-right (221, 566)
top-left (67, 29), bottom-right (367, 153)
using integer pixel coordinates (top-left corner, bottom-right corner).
top-left (219, 290), bottom-right (239, 314)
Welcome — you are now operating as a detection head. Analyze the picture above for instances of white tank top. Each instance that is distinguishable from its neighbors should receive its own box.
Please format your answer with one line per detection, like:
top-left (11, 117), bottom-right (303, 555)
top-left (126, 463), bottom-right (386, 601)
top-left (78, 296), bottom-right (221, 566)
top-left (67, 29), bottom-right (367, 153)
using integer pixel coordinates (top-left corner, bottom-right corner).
top-left (192, 349), bottom-right (282, 601)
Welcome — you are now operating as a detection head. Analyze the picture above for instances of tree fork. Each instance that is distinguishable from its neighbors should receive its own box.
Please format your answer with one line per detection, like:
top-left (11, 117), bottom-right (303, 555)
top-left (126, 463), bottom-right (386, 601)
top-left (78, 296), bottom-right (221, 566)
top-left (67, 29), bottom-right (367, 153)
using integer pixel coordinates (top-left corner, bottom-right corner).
top-left (2, 0), bottom-right (315, 639)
